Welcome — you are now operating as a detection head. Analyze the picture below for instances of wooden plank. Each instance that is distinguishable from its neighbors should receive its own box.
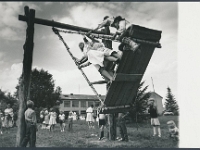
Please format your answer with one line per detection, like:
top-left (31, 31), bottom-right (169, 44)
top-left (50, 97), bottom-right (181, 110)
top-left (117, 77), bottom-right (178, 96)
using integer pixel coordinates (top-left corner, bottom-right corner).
top-left (90, 80), bottom-right (107, 85)
top-left (19, 15), bottom-right (111, 35)
top-left (106, 51), bottom-right (131, 106)
top-left (102, 107), bottom-right (132, 114)
top-left (118, 45), bottom-right (155, 106)
top-left (104, 51), bottom-right (129, 106)
top-left (111, 51), bottom-right (136, 106)
top-left (126, 45), bottom-right (155, 104)
top-left (129, 45), bottom-right (155, 74)
top-left (116, 47), bottom-right (147, 106)
top-left (114, 73), bottom-right (143, 82)
top-left (104, 45), bottom-right (156, 107)
top-left (122, 79), bottom-right (141, 105)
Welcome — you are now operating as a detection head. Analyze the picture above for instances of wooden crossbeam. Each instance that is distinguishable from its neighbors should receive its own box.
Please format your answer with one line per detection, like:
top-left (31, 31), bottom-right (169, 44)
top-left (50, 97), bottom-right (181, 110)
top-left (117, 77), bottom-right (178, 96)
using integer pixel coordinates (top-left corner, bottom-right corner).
top-left (18, 15), bottom-right (112, 35)
top-left (90, 80), bottom-right (108, 85)
top-left (114, 73), bottom-right (143, 82)
top-left (102, 106), bottom-right (132, 114)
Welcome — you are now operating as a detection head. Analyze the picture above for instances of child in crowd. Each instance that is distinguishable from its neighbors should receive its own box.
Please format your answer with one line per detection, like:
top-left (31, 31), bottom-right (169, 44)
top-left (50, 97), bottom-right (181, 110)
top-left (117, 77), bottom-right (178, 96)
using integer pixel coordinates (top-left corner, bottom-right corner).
top-left (4, 103), bottom-right (14, 128)
top-left (43, 108), bottom-right (50, 129)
top-left (21, 100), bottom-right (37, 147)
top-left (148, 98), bottom-right (161, 137)
top-left (167, 120), bottom-right (179, 141)
top-left (97, 106), bottom-right (107, 140)
top-left (49, 108), bottom-right (57, 132)
top-left (68, 111), bottom-right (73, 131)
top-left (0, 109), bottom-right (3, 134)
top-left (39, 108), bottom-right (45, 129)
top-left (59, 111), bottom-right (66, 132)
top-left (86, 105), bottom-right (95, 129)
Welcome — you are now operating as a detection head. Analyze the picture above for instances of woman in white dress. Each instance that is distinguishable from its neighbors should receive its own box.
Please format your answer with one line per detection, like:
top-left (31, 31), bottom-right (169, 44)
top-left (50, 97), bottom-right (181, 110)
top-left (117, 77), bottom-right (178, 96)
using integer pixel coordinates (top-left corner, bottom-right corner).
top-left (49, 108), bottom-right (57, 132)
top-left (4, 103), bottom-right (14, 128)
top-left (86, 105), bottom-right (94, 128)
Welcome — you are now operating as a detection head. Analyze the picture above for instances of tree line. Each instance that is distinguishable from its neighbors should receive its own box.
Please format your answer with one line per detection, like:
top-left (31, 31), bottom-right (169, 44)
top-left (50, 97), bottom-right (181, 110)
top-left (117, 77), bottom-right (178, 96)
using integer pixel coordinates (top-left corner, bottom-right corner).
top-left (0, 68), bottom-right (179, 121)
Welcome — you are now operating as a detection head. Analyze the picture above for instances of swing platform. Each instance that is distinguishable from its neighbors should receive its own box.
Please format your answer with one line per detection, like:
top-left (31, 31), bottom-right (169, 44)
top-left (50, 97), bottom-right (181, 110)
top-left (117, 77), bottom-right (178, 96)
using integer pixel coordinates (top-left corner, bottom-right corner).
top-left (102, 25), bottom-right (162, 114)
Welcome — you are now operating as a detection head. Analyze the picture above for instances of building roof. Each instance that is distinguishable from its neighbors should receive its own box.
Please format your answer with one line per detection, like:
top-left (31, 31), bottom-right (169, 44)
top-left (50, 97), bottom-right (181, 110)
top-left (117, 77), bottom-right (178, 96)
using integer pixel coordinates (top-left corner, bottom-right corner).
top-left (60, 94), bottom-right (106, 101)
top-left (150, 92), bottom-right (163, 99)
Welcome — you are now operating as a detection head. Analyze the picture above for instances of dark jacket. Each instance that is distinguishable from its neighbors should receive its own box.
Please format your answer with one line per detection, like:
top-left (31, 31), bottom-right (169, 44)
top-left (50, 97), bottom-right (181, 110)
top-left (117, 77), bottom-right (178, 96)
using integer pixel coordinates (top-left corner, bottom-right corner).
top-left (149, 106), bottom-right (158, 118)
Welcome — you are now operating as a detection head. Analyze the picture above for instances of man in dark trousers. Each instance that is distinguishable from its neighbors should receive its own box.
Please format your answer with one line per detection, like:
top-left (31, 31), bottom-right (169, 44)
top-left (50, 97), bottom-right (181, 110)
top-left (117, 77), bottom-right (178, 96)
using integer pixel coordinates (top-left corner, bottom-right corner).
top-left (117, 112), bottom-right (129, 142)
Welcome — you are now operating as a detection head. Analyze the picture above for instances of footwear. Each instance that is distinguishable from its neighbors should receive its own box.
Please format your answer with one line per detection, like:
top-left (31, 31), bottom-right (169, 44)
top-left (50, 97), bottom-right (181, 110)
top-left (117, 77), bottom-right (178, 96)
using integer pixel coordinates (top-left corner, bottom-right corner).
top-left (99, 137), bottom-right (105, 140)
top-left (153, 134), bottom-right (156, 137)
top-left (0, 131), bottom-right (2, 135)
top-left (158, 135), bottom-right (161, 138)
top-left (118, 138), bottom-right (125, 141)
top-left (116, 137), bottom-right (120, 140)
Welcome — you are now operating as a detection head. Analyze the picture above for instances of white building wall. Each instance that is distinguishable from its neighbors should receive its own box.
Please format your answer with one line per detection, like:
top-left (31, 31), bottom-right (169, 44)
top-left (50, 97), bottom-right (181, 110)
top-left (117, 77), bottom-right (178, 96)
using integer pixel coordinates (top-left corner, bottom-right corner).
top-left (59, 100), bottom-right (98, 115)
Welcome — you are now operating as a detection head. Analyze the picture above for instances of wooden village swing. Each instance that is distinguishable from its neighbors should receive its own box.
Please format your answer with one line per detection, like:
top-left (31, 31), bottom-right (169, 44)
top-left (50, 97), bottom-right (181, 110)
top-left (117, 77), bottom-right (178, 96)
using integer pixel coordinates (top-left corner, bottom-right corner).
top-left (16, 6), bottom-right (162, 146)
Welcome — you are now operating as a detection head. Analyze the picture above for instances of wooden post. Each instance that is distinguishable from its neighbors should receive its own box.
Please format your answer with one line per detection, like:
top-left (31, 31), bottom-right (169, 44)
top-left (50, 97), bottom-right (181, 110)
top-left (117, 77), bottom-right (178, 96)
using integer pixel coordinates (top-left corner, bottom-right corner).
top-left (16, 6), bottom-right (35, 147)
top-left (107, 114), bottom-right (117, 140)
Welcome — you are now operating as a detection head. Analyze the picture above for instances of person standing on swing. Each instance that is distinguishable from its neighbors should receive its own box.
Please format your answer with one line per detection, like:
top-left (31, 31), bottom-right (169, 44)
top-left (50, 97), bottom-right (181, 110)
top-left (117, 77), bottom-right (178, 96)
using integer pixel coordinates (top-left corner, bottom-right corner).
top-left (89, 16), bottom-right (140, 51)
top-left (76, 35), bottom-right (121, 83)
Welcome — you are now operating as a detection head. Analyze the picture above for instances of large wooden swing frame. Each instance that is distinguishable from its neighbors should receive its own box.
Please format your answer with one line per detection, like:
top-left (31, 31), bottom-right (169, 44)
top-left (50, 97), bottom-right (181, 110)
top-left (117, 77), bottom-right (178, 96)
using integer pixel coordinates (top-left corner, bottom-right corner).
top-left (16, 6), bottom-right (162, 146)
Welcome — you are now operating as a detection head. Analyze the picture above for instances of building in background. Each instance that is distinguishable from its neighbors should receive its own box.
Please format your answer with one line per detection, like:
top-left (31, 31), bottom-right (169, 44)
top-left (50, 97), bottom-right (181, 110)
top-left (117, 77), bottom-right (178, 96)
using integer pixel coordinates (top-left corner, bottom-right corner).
top-left (59, 93), bottom-right (105, 117)
top-left (59, 92), bottom-right (164, 118)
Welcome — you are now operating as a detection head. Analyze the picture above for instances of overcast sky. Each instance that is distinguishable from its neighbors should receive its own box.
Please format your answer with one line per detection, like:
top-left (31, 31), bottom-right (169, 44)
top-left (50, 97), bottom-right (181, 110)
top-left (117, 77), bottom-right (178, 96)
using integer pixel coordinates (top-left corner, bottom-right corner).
top-left (0, 2), bottom-right (177, 102)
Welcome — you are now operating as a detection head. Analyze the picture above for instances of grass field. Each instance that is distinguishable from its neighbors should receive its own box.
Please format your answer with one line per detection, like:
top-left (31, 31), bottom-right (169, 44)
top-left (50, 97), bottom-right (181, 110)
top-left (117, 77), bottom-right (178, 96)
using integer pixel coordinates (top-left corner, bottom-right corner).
top-left (0, 115), bottom-right (179, 148)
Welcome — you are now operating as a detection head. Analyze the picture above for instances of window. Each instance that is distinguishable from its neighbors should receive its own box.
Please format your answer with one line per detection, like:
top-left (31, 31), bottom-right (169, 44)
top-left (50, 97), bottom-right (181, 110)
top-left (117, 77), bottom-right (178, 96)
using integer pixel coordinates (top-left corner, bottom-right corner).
top-left (64, 101), bottom-right (70, 107)
top-left (81, 110), bottom-right (86, 114)
top-left (81, 101), bottom-right (86, 107)
top-left (72, 101), bottom-right (79, 107)
top-left (88, 101), bottom-right (94, 107)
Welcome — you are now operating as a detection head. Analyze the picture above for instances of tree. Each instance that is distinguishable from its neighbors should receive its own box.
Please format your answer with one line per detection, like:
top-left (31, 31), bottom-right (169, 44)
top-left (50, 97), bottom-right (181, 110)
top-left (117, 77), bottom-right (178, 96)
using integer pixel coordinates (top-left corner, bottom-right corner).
top-left (165, 87), bottom-right (179, 115)
top-left (129, 81), bottom-right (150, 122)
top-left (15, 68), bottom-right (62, 109)
top-left (0, 90), bottom-right (18, 112)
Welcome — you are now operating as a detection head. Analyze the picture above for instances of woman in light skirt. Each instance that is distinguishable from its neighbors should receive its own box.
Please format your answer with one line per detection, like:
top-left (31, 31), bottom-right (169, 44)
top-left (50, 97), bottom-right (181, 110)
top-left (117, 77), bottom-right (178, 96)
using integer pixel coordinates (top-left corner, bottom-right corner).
top-left (49, 108), bottom-right (57, 132)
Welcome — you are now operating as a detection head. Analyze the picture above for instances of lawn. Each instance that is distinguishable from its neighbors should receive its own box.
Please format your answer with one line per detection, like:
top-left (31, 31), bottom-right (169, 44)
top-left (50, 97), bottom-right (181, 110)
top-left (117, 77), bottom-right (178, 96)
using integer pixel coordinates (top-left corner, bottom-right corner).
top-left (0, 115), bottom-right (179, 148)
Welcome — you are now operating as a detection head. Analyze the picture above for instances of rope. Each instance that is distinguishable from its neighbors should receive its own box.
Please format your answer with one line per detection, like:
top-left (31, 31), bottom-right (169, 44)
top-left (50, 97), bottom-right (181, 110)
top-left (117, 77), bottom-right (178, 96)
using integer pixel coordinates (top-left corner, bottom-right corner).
top-left (53, 27), bottom-right (119, 42)
top-left (52, 28), bottom-right (161, 48)
top-left (52, 27), bottom-right (104, 104)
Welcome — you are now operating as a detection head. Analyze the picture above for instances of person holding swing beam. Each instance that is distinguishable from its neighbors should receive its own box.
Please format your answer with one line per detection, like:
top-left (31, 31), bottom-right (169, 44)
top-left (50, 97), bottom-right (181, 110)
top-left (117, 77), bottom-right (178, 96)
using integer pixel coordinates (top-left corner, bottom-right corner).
top-left (88, 16), bottom-right (140, 52)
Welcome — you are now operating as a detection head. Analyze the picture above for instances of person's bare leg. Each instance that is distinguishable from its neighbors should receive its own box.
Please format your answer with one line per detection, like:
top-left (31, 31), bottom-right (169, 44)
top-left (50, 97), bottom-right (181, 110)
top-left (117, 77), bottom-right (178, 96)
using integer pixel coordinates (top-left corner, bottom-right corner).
top-left (99, 68), bottom-right (113, 82)
top-left (111, 52), bottom-right (122, 60)
top-left (104, 56), bottom-right (118, 62)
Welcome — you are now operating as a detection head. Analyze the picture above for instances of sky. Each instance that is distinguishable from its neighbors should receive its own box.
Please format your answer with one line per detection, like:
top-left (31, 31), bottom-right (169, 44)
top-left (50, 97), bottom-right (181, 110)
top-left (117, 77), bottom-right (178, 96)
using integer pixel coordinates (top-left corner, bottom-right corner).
top-left (0, 2), bottom-right (178, 104)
